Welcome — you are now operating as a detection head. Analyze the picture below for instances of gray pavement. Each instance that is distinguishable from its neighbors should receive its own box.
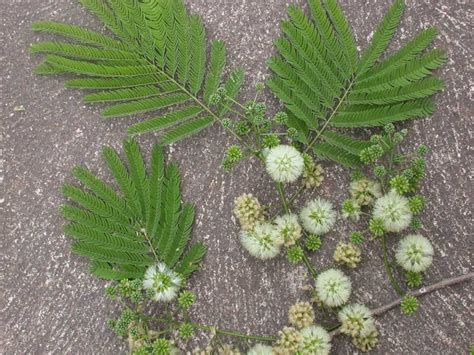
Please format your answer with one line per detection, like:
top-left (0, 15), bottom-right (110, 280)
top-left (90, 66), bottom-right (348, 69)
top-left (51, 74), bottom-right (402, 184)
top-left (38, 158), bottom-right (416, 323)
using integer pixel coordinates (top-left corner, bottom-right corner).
top-left (1, 0), bottom-right (473, 353)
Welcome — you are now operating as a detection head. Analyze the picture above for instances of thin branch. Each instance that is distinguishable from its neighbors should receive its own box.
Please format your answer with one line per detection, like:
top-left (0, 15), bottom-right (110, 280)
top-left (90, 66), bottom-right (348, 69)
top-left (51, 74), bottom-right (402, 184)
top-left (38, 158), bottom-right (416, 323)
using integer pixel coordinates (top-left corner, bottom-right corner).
top-left (330, 272), bottom-right (473, 337)
top-left (371, 271), bottom-right (473, 317)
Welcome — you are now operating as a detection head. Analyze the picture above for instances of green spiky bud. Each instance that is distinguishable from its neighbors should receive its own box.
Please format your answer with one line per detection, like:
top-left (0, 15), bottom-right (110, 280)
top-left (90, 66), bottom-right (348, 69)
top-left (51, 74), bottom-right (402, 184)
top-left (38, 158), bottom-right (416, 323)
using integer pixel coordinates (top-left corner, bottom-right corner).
top-left (287, 245), bottom-right (304, 264)
top-left (235, 121), bottom-right (251, 136)
top-left (262, 134), bottom-right (281, 149)
top-left (305, 234), bottom-right (322, 252)
top-left (400, 295), bottom-right (419, 315)
top-left (274, 111), bottom-right (288, 124)
top-left (369, 218), bottom-right (385, 237)
top-left (178, 291), bottom-right (196, 309)
top-left (178, 323), bottom-right (194, 339)
top-left (287, 127), bottom-right (298, 140)
top-left (390, 175), bottom-right (410, 195)
top-left (350, 231), bottom-right (364, 245)
top-left (152, 338), bottom-right (171, 355)
top-left (409, 195), bottom-right (425, 214)
top-left (374, 165), bottom-right (386, 178)
top-left (221, 118), bottom-right (232, 128)
top-left (384, 123), bottom-right (395, 134)
top-left (405, 271), bottom-right (423, 288)
top-left (360, 145), bottom-right (384, 164)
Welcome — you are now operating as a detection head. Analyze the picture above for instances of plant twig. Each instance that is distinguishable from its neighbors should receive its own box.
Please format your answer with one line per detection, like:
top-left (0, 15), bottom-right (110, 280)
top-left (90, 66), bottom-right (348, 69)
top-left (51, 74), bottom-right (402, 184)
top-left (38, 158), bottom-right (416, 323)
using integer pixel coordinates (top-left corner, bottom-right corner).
top-left (330, 272), bottom-right (473, 336)
top-left (371, 271), bottom-right (473, 317)
top-left (381, 234), bottom-right (405, 296)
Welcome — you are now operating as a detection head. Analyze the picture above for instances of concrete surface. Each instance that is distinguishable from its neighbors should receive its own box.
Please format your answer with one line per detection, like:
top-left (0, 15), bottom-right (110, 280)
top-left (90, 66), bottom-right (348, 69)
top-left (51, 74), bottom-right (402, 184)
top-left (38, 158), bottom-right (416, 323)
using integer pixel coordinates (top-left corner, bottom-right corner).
top-left (1, 0), bottom-right (473, 353)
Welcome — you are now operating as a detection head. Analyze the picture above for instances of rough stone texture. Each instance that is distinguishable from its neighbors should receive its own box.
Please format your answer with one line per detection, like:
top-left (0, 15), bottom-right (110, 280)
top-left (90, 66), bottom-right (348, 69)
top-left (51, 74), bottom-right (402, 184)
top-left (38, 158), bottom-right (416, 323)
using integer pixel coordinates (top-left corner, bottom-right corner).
top-left (1, 0), bottom-right (472, 354)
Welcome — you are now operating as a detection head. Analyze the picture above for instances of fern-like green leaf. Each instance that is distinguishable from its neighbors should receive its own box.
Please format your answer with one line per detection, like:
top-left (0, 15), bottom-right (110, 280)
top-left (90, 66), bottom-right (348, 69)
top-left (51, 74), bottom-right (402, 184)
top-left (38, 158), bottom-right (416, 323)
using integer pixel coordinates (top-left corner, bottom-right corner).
top-left (159, 116), bottom-right (214, 145)
top-left (332, 99), bottom-right (434, 127)
top-left (356, 0), bottom-right (405, 75)
top-left (32, 0), bottom-right (240, 144)
top-left (62, 140), bottom-right (206, 280)
top-left (314, 143), bottom-right (362, 168)
top-left (175, 242), bottom-right (207, 279)
top-left (269, 0), bottom-right (446, 165)
top-left (128, 106), bottom-right (203, 135)
top-left (89, 261), bottom-right (144, 280)
top-left (203, 40), bottom-right (226, 103)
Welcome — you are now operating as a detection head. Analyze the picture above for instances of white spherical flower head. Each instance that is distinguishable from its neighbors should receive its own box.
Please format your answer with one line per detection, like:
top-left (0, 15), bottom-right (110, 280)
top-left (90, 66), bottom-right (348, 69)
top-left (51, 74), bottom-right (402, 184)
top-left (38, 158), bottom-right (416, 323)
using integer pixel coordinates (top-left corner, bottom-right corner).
top-left (315, 268), bottom-right (352, 307)
top-left (247, 343), bottom-right (274, 355)
top-left (143, 263), bottom-right (182, 302)
top-left (274, 214), bottom-right (303, 246)
top-left (338, 304), bottom-right (373, 337)
top-left (299, 325), bottom-right (332, 355)
top-left (300, 198), bottom-right (336, 235)
top-left (240, 222), bottom-right (283, 260)
top-left (396, 234), bottom-right (434, 272)
top-left (265, 145), bottom-right (304, 183)
top-left (373, 190), bottom-right (412, 232)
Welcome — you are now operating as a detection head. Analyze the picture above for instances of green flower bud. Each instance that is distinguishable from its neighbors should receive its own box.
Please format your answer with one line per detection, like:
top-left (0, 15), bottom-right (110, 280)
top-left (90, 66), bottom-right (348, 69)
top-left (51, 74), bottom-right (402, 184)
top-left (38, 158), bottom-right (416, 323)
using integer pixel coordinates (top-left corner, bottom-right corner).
top-left (305, 234), bottom-right (322, 252)
top-left (178, 291), bottom-right (196, 309)
top-left (274, 111), bottom-right (288, 124)
top-left (369, 218), bottom-right (385, 237)
top-left (262, 134), bottom-right (281, 149)
top-left (287, 245), bottom-right (304, 264)
top-left (350, 231), bottom-right (364, 245)
top-left (405, 271), bottom-right (423, 288)
top-left (400, 295), bottom-right (419, 315)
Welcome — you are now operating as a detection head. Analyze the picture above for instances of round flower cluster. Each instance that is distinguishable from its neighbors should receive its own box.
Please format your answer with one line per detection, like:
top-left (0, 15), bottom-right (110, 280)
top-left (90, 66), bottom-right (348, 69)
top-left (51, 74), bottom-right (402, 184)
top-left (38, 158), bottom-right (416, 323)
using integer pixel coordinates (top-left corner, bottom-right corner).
top-left (274, 214), bottom-right (302, 246)
top-left (395, 234), bottom-right (434, 272)
top-left (349, 178), bottom-right (382, 206)
top-left (300, 198), bottom-right (336, 235)
top-left (143, 263), bottom-right (182, 302)
top-left (233, 193), bottom-right (264, 231)
top-left (333, 242), bottom-right (362, 269)
top-left (352, 322), bottom-right (379, 352)
top-left (240, 222), bottom-right (283, 260)
top-left (265, 145), bottom-right (304, 183)
top-left (315, 268), bottom-right (352, 307)
top-left (302, 159), bottom-right (325, 189)
top-left (373, 190), bottom-right (412, 232)
top-left (273, 326), bottom-right (331, 355)
top-left (338, 304), bottom-right (374, 337)
top-left (341, 199), bottom-right (361, 221)
top-left (299, 325), bottom-right (332, 355)
top-left (247, 344), bottom-right (273, 355)
top-left (274, 327), bottom-right (302, 354)
top-left (288, 301), bottom-right (315, 329)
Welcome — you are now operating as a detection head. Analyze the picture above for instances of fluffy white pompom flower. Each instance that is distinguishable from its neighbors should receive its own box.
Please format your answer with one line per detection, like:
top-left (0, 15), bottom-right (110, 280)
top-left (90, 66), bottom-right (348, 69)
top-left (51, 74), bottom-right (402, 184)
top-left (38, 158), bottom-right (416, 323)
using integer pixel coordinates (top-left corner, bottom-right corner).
top-left (265, 145), bottom-right (304, 183)
top-left (240, 222), bottom-right (283, 260)
top-left (247, 343), bottom-right (274, 355)
top-left (299, 325), bottom-right (332, 355)
top-left (300, 198), bottom-right (336, 235)
top-left (395, 234), bottom-right (434, 272)
top-left (143, 263), bottom-right (182, 302)
top-left (338, 304), bottom-right (374, 337)
top-left (315, 268), bottom-right (352, 307)
top-left (373, 190), bottom-right (412, 232)
top-left (274, 214), bottom-right (302, 247)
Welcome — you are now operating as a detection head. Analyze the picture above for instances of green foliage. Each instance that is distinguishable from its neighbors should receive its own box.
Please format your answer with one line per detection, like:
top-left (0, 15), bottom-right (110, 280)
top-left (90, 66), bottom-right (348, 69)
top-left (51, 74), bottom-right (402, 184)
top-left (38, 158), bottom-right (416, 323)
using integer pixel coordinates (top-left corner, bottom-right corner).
top-left (61, 139), bottom-right (206, 280)
top-left (305, 234), bottom-right (322, 252)
top-left (268, 0), bottom-right (446, 167)
top-left (287, 245), bottom-right (304, 263)
top-left (31, 0), bottom-right (244, 144)
top-left (405, 271), bottom-right (423, 288)
top-left (400, 295), bottom-right (419, 315)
